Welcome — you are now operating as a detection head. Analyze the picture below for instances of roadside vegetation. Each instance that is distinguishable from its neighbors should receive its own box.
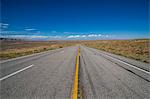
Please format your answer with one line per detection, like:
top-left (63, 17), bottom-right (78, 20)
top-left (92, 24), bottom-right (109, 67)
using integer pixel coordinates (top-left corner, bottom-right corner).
top-left (0, 39), bottom-right (149, 63)
top-left (0, 41), bottom-right (74, 60)
top-left (82, 39), bottom-right (150, 63)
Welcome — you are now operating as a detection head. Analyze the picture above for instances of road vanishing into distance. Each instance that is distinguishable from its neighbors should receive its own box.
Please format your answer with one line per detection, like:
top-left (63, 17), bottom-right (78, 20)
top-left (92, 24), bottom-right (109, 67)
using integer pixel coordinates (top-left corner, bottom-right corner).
top-left (0, 46), bottom-right (150, 99)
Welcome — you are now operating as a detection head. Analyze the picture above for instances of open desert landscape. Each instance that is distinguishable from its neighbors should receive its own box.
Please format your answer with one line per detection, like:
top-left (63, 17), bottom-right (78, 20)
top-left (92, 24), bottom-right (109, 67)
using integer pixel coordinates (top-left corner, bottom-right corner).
top-left (1, 39), bottom-right (149, 63)
top-left (1, 0), bottom-right (149, 99)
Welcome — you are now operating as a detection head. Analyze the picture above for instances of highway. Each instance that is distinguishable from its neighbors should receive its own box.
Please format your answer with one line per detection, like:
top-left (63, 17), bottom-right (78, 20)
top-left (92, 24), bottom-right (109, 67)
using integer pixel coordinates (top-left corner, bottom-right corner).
top-left (0, 46), bottom-right (149, 99)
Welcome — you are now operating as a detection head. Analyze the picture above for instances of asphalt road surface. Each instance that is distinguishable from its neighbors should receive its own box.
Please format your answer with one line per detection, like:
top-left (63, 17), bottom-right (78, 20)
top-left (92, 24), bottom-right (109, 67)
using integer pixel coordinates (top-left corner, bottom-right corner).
top-left (0, 46), bottom-right (149, 99)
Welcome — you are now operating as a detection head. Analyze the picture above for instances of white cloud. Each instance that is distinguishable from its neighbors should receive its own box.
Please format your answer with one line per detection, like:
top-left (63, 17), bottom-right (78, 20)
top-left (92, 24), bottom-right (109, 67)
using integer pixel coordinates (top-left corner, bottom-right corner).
top-left (0, 23), bottom-right (9, 29)
top-left (67, 35), bottom-right (81, 38)
top-left (51, 36), bottom-right (62, 38)
top-left (1, 31), bottom-right (113, 40)
top-left (66, 34), bottom-right (109, 39)
top-left (2, 23), bottom-right (9, 26)
top-left (1, 35), bottom-right (62, 40)
top-left (87, 34), bottom-right (102, 37)
top-left (25, 28), bottom-right (37, 31)
top-left (0, 23), bottom-right (9, 26)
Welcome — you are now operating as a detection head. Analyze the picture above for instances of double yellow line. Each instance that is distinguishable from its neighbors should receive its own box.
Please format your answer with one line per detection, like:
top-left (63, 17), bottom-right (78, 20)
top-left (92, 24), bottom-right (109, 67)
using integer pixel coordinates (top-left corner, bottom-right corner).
top-left (72, 48), bottom-right (80, 99)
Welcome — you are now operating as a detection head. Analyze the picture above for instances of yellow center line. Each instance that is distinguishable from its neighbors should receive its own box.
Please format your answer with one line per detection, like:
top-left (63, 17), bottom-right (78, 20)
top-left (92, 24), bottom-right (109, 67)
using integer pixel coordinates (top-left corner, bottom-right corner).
top-left (72, 48), bottom-right (80, 99)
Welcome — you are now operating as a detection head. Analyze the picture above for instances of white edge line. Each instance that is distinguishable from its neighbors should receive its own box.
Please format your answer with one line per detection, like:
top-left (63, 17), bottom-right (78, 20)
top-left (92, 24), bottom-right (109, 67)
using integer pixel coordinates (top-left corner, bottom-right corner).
top-left (85, 46), bottom-right (150, 75)
top-left (104, 54), bottom-right (150, 75)
top-left (0, 64), bottom-right (34, 81)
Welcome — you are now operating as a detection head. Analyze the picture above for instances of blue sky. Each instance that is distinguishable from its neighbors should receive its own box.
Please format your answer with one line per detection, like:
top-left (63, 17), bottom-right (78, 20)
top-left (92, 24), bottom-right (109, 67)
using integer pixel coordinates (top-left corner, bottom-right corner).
top-left (0, 0), bottom-right (149, 40)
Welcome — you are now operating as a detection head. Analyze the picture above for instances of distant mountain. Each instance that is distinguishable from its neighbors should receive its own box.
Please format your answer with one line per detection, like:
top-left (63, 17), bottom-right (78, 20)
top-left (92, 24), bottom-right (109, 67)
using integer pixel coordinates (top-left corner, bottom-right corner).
top-left (0, 38), bottom-right (23, 41)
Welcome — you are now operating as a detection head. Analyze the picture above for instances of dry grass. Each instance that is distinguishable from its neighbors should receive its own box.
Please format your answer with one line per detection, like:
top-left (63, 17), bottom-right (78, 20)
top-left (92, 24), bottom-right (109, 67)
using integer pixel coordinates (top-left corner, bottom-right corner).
top-left (0, 41), bottom-right (74, 60)
top-left (0, 39), bottom-right (149, 63)
top-left (82, 39), bottom-right (150, 63)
